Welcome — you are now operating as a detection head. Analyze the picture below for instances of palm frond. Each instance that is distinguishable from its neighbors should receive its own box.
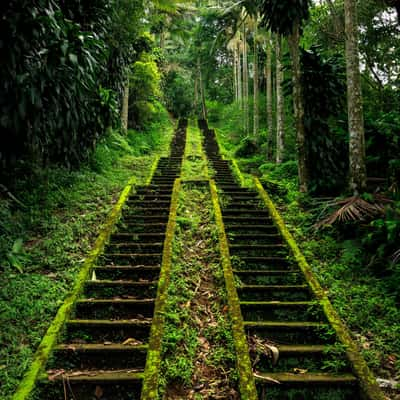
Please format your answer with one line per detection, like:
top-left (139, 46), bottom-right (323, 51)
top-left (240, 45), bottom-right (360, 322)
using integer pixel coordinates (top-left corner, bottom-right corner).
top-left (315, 195), bottom-right (392, 229)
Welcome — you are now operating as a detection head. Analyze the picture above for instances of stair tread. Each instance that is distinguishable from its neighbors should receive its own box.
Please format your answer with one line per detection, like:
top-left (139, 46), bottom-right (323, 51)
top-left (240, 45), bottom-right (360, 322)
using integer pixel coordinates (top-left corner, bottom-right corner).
top-left (240, 301), bottom-right (314, 306)
top-left (77, 299), bottom-right (155, 304)
top-left (56, 343), bottom-right (148, 351)
top-left (86, 280), bottom-right (156, 285)
top-left (244, 321), bottom-right (327, 328)
top-left (67, 319), bottom-right (152, 326)
top-left (254, 372), bottom-right (357, 384)
top-left (45, 369), bottom-right (144, 382)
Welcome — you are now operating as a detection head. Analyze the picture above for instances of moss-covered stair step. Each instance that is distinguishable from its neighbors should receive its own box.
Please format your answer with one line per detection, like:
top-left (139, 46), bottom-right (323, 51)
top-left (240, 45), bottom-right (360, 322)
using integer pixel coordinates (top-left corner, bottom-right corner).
top-left (102, 253), bottom-right (162, 265)
top-left (255, 372), bottom-right (358, 400)
top-left (228, 233), bottom-right (283, 244)
top-left (37, 370), bottom-right (144, 400)
top-left (116, 222), bottom-right (167, 234)
top-left (240, 301), bottom-right (324, 322)
top-left (218, 186), bottom-right (255, 192)
top-left (223, 192), bottom-right (260, 198)
top-left (93, 266), bottom-right (160, 281)
top-left (84, 280), bottom-right (157, 298)
top-left (223, 216), bottom-right (274, 225)
top-left (106, 242), bottom-right (163, 253)
top-left (229, 244), bottom-right (288, 256)
top-left (109, 233), bottom-right (166, 243)
top-left (65, 319), bottom-right (151, 343)
top-left (52, 343), bottom-right (149, 370)
top-left (244, 321), bottom-right (335, 345)
top-left (222, 209), bottom-right (272, 217)
top-left (135, 188), bottom-right (173, 195)
top-left (75, 299), bottom-right (155, 320)
top-left (121, 215), bottom-right (169, 224)
top-left (125, 201), bottom-right (172, 208)
top-left (225, 224), bottom-right (279, 234)
top-left (232, 256), bottom-right (291, 269)
top-left (238, 284), bottom-right (312, 302)
top-left (127, 194), bottom-right (172, 201)
top-left (123, 207), bottom-right (170, 216)
top-left (233, 270), bottom-right (303, 285)
top-left (252, 344), bottom-right (350, 373)
top-left (223, 203), bottom-right (262, 210)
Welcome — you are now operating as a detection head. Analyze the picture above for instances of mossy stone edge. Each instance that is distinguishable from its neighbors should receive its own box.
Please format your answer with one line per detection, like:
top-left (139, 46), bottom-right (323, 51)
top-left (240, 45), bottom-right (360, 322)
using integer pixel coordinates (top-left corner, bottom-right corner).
top-left (13, 156), bottom-right (162, 400)
top-left (141, 178), bottom-right (181, 400)
top-left (209, 179), bottom-right (258, 400)
top-left (254, 177), bottom-right (385, 400)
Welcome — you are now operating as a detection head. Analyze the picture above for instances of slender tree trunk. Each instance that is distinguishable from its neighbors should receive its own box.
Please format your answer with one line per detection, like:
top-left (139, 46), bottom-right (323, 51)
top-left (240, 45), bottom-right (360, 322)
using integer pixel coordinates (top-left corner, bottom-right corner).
top-left (253, 23), bottom-right (259, 138)
top-left (288, 21), bottom-right (309, 193)
top-left (266, 32), bottom-right (273, 160)
top-left (344, 0), bottom-right (367, 193)
top-left (237, 40), bottom-right (243, 108)
top-left (233, 48), bottom-right (238, 102)
top-left (243, 22), bottom-right (249, 134)
top-left (198, 58), bottom-right (207, 120)
top-left (121, 76), bottom-right (129, 133)
top-left (276, 35), bottom-right (284, 164)
top-left (194, 77), bottom-right (199, 115)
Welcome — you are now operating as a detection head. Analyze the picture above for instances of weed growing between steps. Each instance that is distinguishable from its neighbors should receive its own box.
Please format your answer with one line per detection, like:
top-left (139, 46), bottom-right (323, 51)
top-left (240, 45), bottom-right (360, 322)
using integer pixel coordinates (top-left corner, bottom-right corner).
top-left (0, 116), bottom-right (173, 399)
top-left (159, 184), bottom-right (238, 399)
top-left (181, 122), bottom-right (209, 180)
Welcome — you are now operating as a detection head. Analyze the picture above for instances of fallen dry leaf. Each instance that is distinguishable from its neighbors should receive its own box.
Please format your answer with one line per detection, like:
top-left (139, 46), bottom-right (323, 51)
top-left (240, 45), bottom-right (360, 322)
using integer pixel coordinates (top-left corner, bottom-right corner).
top-left (94, 385), bottom-right (103, 399)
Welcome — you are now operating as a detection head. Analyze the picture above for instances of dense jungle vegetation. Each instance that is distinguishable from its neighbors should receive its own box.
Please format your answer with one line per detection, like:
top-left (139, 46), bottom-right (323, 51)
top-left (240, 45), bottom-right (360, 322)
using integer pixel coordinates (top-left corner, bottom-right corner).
top-left (1, 0), bottom-right (400, 398)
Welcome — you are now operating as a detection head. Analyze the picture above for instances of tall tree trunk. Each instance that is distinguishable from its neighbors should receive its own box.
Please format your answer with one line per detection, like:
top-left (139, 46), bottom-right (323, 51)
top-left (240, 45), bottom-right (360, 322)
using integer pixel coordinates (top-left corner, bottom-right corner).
top-left (121, 76), bottom-right (129, 133)
top-left (266, 32), bottom-right (273, 160)
top-left (253, 23), bottom-right (259, 138)
top-left (344, 0), bottom-right (367, 193)
top-left (288, 21), bottom-right (308, 193)
top-left (243, 22), bottom-right (249, 134)
top-left (237, 40), bottom-right (243, 108)
top-left (233, 47), bottom-right (238, 102)
top-left (198, 58), bottom-right (207, 120)
top-left (276, 35), bottom-right (284, 164)
top-left (194, 76), bottom-right (199, 115)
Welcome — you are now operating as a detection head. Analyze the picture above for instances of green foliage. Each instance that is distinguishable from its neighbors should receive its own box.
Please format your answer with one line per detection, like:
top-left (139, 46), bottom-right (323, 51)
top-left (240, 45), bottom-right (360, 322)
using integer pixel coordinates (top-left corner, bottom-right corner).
top-left (235, 137), bottom-right (258, 158)
top-left (299, 48), bottom-right (348, 194)
top-left (5, 239), bottom-right (29, 274)
top-left (129, 55), bottom-right (162, 129)
top-left (0, 0), bottom-right (145, 171)
top-left (260, 0), bottom-right (312, 35)
top-left (163, 70), bottom-right (194, 117)
top-left (0, 114), bottom-right (172, 398)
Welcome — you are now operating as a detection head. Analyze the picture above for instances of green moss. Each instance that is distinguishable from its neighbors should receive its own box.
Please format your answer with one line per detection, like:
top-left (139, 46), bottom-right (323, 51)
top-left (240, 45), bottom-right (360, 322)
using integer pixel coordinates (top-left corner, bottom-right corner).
top-left (12, 176), bottom-right (137, 400)
top-left (141, 179), bottom-right (181, 400)
top-left (254, 177), bottom-right (385, 400)
top-left (209, 180), bottom-right (258, 400)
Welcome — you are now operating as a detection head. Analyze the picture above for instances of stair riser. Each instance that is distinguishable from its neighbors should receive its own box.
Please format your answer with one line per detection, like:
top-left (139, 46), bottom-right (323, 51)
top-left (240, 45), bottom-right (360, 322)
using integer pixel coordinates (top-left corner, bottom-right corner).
top-left (75, 302), bottom-right (154, 320)
top-left (51, 348), bottom-right (148, 370)
top-left (66, 324), bottom-right (151, 343)
top-left (84, 284), bottom-right (156, 299)
top-left (93, 268), bottom-right (160, 281)
top-left (36, 381), bottom-right (143, 400)
top-left (246, 327), bottom-right (336, 345)
top-left (238, 288), bottom-right (312, 302)
top-left (241, 305), bottom-right (324, 322)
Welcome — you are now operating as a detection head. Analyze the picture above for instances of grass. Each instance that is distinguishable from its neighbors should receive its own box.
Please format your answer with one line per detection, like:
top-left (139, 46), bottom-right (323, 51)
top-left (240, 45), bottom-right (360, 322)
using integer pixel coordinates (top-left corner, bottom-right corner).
top-left (0, 112), bottom-right (173, 399)
top-left (159, 185), bottom-right (237, 398)
top-left (181, 121), bottom-right (209, 180)
top-left (207, 101), bottom-right (400, 395)
top-left (159, 123), bottom-right (237, 398)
